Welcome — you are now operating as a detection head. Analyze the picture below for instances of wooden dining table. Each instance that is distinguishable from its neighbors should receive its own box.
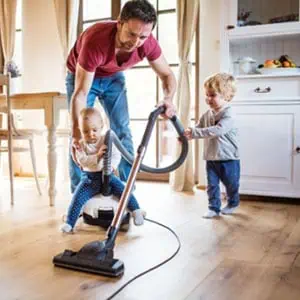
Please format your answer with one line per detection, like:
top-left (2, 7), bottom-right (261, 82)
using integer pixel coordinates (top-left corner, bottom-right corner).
top-left (0, 92), bottom-right (68, 206)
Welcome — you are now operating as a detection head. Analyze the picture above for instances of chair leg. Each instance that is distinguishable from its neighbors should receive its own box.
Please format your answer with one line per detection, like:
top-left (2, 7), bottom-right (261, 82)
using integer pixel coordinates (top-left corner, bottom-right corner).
top-left (29, 139), bottom-right (42, 196)
top-left (8, 140), bottom-right (14, 205)
top-left (0, 140), bottom-right (2, 172)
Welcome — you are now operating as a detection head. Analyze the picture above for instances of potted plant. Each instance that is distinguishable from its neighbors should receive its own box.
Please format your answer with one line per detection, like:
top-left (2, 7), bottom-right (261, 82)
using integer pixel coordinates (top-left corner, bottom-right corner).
top-left (237, 10), bottom-right (252, 26)
top-left (6, 60), bottom-right (21, 94)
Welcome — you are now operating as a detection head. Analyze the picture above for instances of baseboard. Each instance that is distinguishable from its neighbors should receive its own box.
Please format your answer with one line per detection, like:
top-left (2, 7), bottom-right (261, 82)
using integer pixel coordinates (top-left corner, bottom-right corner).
top-left (15, 172), bottom-right (46, 178)
top-left (196, 184), bottom-right (206, 190)
top-left (137, 172), bottom-right (169, 182)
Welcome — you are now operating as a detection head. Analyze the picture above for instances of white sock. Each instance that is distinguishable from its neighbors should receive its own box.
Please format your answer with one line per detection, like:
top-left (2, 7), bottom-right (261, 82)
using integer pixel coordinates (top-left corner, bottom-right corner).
top-left (132, 209), bottom-right (146, 226)
top-left (221, 206), bottom-right (237, 215)
top-left (202, 209), bottom-right (219, 219)
top-left (59, 223), bottom-right (73, 233)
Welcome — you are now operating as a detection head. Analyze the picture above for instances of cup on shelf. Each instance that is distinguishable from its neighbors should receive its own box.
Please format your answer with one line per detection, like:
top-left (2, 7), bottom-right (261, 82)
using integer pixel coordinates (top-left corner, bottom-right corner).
top-left (234, 57), bottom-right (256, 75)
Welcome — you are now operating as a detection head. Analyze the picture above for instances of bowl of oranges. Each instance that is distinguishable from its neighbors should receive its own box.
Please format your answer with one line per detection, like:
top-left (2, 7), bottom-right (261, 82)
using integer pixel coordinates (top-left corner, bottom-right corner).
top-left (257, 55), bottom-right (300, 75)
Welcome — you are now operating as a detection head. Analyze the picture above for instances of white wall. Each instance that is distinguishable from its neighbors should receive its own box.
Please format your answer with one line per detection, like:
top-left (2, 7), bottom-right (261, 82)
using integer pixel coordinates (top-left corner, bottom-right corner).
top-left (197, 0), bottom-right (221, 185)
top-left (17, 0), bottom-right (66, 176)
top-left (22, 0), bottom-right (64, 92)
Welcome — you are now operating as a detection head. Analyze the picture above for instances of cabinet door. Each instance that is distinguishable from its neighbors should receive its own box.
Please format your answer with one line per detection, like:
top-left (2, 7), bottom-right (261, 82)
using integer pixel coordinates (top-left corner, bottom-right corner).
top-left (229, 0), bottom-right (299, 28)
top-left (233, 104), bottom-right (300, 198)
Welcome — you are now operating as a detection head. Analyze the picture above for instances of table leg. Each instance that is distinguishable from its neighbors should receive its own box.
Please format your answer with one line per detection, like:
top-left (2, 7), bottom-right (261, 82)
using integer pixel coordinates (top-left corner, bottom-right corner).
top-left (45, 99), bottom-right (60, 206)
top-left (47, 125), bottom-right (57, 206)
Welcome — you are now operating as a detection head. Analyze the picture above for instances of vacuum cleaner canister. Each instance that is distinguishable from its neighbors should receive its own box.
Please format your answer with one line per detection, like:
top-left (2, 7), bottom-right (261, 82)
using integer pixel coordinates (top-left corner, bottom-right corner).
top-left (82, 195), bottom-right (131, 231)
top-left (83, 208), bottom-right (130, 231)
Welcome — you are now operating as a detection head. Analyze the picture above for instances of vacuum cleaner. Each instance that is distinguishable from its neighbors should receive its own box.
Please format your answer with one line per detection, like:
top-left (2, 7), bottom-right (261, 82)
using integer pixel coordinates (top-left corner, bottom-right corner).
top-left (53, 105), bottom-right (188, 277)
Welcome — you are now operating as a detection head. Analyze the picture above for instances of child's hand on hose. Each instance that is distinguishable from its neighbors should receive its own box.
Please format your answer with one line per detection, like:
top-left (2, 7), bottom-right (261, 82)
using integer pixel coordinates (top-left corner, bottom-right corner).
top-left (97, 145), bottom-right (107, 159)
top-left (178, 128), bottom-right (192, 143)
top-left (183, 128), bottom-right (193, 140)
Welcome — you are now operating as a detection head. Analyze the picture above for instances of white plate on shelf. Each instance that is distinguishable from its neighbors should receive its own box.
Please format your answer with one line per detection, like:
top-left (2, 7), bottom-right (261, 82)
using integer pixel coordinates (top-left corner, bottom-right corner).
top-left (257, 67), bottom-right (300, 75)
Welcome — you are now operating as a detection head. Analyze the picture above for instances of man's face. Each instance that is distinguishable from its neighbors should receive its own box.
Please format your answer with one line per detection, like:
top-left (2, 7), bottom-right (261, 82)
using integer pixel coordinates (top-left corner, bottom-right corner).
top-left (116, 18), bottom-right (153, 52)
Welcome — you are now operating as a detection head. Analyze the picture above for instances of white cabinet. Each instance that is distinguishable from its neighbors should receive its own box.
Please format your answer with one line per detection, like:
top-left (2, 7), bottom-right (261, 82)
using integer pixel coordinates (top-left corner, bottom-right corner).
top-left (233, 100), bottom-right (300, 198)
top-left (220, 0), bottom-right (300, 198)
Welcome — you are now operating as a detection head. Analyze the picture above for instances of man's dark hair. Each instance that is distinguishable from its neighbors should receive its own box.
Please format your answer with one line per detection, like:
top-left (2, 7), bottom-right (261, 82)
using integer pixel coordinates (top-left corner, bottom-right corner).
top-left (120, 0), bottom-right (157, 29)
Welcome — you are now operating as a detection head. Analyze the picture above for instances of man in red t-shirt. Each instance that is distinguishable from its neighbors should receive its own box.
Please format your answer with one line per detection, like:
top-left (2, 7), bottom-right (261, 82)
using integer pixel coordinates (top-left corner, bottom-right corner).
top-left (66, 0), bottom-right (176, 192)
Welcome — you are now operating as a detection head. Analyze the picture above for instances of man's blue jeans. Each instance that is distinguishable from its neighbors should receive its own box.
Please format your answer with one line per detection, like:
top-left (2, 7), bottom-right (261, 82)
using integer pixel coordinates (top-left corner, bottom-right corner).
top-left (66, 72), bottom-right (134, 193)
top-left (206, 160), bottom-right (240, 213)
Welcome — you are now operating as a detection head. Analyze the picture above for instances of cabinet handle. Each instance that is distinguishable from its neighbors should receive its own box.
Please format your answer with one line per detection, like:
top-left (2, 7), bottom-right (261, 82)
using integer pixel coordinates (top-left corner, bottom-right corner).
top-left (227, 25), bottom-right (235, 30)
top-left (254, 87), bottom-right (271, 93)
top-left (296, 147), bottom-right (300, 154)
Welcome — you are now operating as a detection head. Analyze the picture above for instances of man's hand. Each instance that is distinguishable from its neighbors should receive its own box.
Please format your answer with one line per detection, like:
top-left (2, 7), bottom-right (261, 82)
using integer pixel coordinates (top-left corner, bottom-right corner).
top-left (183, 128), bottom-right (193, 140)
top-left (71, 139), bottom-right (82, 168)
top-left (71, 126), bottom-right (82, 167)
top-left (97, 145), bottom-right (107, 159)
top-left (157, 99), bottom-right (176, 119)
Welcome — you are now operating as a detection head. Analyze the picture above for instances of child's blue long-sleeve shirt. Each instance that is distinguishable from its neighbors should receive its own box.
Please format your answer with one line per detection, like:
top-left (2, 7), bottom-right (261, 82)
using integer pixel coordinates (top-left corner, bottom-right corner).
top-left (191, 105), bottom-right (239, 161)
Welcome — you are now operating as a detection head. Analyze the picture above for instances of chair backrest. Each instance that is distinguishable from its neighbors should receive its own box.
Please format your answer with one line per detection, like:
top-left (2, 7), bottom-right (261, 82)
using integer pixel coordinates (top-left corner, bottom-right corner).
top-left (0, 73), bottom-right (9, 87)
top-left (0, 73), bottom-right (12, 130)
top-left (0, 72), bottom-right (14, 204)
top-left (0, 73), bottom-right (11, 110)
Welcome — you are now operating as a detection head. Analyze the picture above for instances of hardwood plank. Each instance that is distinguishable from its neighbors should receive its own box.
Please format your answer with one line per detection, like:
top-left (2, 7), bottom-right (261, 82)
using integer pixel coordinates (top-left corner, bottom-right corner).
top-left (185, 260), bottom-right (291, 300)
top-left (267, 267), bottom-right (300, 300)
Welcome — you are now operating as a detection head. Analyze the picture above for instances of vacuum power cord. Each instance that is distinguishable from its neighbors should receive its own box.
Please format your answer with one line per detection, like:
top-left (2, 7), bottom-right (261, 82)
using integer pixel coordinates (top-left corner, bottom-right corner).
top-left (106, 218), bottom-right (181, 300)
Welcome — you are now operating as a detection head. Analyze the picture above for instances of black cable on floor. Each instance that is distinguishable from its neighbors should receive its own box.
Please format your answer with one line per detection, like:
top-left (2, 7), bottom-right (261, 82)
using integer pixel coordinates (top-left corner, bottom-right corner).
top-left (105, 217), bottom-right (181, 300)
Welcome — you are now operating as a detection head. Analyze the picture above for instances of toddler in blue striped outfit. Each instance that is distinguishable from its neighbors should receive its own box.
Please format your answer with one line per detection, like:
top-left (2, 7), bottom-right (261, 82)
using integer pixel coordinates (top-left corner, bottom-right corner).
top-left (60, 107), bottom-right (145, 233)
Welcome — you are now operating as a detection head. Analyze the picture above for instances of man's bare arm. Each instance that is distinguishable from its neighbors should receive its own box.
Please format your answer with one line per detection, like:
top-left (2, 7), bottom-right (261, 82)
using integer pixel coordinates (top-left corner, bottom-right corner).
top-left (71, 64), bottom-right (95, 140)
top-left (149, 54), bottom-right (177, 117)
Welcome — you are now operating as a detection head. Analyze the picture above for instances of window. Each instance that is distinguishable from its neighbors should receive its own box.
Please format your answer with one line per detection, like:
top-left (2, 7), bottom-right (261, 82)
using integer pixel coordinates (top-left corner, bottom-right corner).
top-left (81, 0), bottom-right (113, 31)
top-left (80, 0), bottom-right (199, 180)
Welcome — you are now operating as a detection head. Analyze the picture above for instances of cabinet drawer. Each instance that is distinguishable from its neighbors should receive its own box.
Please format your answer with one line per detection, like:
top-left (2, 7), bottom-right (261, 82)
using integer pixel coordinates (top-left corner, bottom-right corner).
top-left (236, 77), bottom-right (300, 100)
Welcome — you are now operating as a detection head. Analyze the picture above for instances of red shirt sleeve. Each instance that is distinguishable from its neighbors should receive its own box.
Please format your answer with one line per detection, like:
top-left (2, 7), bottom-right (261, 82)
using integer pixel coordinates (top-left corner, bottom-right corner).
top-left (145, 34), bottom-right (162, 62)
top-left (78, 34), bottom-right (104, 72)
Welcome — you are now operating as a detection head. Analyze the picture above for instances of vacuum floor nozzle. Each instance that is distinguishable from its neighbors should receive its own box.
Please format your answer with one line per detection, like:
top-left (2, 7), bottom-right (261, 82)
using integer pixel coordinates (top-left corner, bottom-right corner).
top-left (53, 241), bottom-right (124, 277)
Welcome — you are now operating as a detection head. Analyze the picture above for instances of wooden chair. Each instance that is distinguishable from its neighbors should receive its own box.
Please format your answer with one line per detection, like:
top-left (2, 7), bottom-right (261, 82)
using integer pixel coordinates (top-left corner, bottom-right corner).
top-left (0, 73), bottom-right (42, 205)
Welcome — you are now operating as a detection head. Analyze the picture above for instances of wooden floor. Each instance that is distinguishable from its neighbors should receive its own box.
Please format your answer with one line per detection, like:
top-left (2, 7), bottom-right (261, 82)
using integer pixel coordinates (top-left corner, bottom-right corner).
top-left (1, 178), bottom-right (300, 300)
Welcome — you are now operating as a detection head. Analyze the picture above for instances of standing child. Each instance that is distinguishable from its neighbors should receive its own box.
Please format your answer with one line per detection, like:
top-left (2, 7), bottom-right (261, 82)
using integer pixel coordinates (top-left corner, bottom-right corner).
top-left (60, 108), bottom-right (145, 233)
top-left (184, 73), bottom-right (240, 218)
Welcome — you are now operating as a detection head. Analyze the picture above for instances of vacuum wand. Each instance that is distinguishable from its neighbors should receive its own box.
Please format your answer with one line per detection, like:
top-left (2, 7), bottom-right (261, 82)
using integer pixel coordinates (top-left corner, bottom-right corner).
top-left (106, 105), bottom-right (165, 246)
top-left (107, 146), bottom-right (146, 243)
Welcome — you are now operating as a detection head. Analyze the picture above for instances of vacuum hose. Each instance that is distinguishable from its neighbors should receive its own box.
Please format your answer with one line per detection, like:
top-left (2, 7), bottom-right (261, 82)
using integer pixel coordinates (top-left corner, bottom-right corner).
top-left (103, 105), bottom-right (188, 182)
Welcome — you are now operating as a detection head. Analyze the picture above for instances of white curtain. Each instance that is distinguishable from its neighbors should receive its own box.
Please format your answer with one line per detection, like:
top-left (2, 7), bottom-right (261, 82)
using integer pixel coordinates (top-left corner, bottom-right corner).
top-left (0, 35), bottom-right (3, 73)
top-left (170, 0), bottom-right (199, 192)
top-left (0, 0), bottom-right (17, 66)
top-left (53, 0), bottom-right (80, 61)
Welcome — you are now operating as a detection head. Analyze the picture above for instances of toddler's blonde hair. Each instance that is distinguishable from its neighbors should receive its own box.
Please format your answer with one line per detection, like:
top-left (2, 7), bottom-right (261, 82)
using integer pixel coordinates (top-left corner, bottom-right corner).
top-left (79, 107), bottom-right (105, 128)
top-left (204, 73), bottom-right (236, 101)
